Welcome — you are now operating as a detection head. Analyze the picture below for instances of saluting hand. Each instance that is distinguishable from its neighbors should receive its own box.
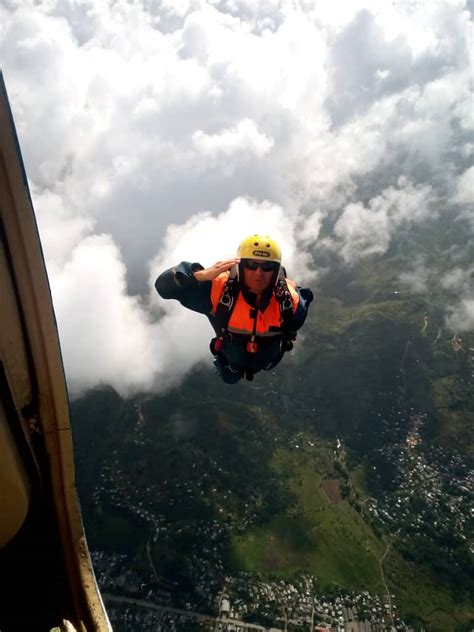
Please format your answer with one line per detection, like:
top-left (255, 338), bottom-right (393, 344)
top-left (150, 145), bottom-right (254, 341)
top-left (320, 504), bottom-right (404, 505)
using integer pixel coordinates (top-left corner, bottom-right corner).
top-left (193, 258), bottom-right (240, 282)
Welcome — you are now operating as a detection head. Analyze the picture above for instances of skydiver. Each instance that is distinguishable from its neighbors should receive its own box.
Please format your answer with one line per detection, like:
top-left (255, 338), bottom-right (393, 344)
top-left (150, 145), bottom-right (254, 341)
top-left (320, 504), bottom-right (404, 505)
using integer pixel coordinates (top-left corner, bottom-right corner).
top-left (155, 234), bottom-right (313, 384)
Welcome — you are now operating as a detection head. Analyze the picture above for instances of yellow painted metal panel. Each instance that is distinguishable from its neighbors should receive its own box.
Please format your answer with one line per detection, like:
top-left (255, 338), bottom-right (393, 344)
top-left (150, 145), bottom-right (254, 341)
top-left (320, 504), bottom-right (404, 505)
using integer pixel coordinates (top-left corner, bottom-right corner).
top-left (0, 400), bottom-right (30, 548)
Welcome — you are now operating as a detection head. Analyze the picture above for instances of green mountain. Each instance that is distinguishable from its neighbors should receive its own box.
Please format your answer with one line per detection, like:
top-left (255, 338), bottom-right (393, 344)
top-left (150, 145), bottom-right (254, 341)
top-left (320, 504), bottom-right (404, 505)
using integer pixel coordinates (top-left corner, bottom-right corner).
top-left (71, 213), bottom-right (473, 631)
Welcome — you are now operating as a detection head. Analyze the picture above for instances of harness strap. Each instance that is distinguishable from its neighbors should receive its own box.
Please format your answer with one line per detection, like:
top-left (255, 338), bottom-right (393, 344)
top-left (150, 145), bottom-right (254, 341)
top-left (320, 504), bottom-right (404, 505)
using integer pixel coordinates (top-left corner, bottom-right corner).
top-left (212, 265), bottom-right (239, 352)
top-left (210, 266), bottom-right (296, 367)
top-left (273, 267), bottom-right (297, 354)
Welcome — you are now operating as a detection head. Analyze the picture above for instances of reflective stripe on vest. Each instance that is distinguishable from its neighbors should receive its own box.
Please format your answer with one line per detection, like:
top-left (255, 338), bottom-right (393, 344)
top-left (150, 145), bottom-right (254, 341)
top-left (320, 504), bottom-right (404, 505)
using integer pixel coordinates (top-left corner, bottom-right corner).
top-left (210, 272), bottom-right (300, 337)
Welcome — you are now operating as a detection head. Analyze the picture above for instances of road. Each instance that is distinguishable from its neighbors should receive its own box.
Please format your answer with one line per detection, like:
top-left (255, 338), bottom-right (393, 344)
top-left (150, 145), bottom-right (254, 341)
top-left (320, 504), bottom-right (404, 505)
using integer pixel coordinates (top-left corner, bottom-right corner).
top-left (378, 536), bottom-right (395, 629)
top-left (397, 340), bottom-right (411, 407)
top-left (103, 593), bottom-right (283, 631)
top-left (146, 530), bottom-right (159, 582)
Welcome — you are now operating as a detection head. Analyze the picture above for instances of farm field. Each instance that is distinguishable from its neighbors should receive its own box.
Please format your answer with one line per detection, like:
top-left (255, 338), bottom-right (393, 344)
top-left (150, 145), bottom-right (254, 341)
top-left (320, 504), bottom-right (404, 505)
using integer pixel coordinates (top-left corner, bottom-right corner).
top-left (230, 445), bottom-right (385, 592)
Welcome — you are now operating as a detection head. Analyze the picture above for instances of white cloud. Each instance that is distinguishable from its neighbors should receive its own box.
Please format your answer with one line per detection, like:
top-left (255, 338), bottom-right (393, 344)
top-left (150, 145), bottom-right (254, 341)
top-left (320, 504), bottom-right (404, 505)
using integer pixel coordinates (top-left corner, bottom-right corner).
top-left (1, 0), bottom-right (472, 391)
top-left (149, 196), bottom-right (315, 286)
top-left (454, 166), bottom-right (474, 205)
top-left (334, 201), bottom-right (391, 261)
top-left (192, 118), bottom-right (274, 160)
top-left (399, 257), bottom-right (433, 294)
top-left (32, 187), bottom-right (95, 267)
top-left (334, 180), bottom-right (433, 263)
top-left (440, 266), bottom-right (474, 293)
top-left (50, 233), bottom-right (158, 395)
top-left (446, 298), bottom-right (474, 333)
top-left (443, 265), bottom-right (474, 333)
top-left (453, 167), bottom-right (474, 228)
top-left (50, 195), bottom-right (316, 396)
top-left (51, 232), bottom-right (212, 396)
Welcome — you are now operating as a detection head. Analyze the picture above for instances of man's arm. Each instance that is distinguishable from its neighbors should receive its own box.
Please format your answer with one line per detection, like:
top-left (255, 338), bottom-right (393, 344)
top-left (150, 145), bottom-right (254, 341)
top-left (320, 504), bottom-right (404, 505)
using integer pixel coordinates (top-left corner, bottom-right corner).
top-left (292, 287), bottom-right (314, 330)
top-left (155, 258), bottom-right (241, 315)
top-left (155, 261), bottom-right (213, 314)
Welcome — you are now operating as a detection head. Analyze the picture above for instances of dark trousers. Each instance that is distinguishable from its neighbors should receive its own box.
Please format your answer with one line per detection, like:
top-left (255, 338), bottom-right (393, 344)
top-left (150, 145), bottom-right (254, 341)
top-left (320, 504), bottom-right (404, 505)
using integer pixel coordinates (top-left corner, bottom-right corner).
top-left (213, 355), bottom-right (243, 384)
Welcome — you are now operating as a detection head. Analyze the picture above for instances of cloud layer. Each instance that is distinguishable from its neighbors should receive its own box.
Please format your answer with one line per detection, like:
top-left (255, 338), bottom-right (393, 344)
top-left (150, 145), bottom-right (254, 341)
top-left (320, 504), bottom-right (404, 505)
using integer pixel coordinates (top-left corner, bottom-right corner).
top-left (1, 0), bottom-right (472, 394)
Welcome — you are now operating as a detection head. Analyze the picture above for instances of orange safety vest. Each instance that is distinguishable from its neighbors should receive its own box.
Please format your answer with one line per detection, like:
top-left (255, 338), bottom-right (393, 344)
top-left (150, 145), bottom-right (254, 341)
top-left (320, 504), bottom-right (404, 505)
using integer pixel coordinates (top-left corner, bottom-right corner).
top-left (210, 271), bottom-right (300, 338)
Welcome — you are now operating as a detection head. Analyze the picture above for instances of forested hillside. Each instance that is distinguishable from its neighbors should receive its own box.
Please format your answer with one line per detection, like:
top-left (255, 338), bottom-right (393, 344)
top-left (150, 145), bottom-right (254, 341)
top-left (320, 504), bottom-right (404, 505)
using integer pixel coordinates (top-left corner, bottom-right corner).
top-left (71, 213), bottom-right (473, 631)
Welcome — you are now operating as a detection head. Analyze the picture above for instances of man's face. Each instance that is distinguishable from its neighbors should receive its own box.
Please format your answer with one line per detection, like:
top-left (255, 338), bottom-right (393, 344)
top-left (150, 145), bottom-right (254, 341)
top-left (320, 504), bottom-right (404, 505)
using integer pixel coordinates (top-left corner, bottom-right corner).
top-left (242, 259), bottom-right (276, 293)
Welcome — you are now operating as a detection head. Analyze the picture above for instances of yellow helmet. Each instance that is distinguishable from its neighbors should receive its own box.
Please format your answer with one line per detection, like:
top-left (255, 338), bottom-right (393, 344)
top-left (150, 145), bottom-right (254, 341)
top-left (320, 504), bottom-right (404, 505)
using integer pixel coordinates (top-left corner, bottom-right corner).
top-left (237, 234), bottom-right (282, 263)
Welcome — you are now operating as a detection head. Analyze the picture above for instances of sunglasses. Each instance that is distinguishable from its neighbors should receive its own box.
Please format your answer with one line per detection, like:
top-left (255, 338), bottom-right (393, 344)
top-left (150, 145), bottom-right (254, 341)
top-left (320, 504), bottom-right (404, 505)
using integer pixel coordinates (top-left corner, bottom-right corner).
top-left (242, 259), bottom-right (277, 272)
